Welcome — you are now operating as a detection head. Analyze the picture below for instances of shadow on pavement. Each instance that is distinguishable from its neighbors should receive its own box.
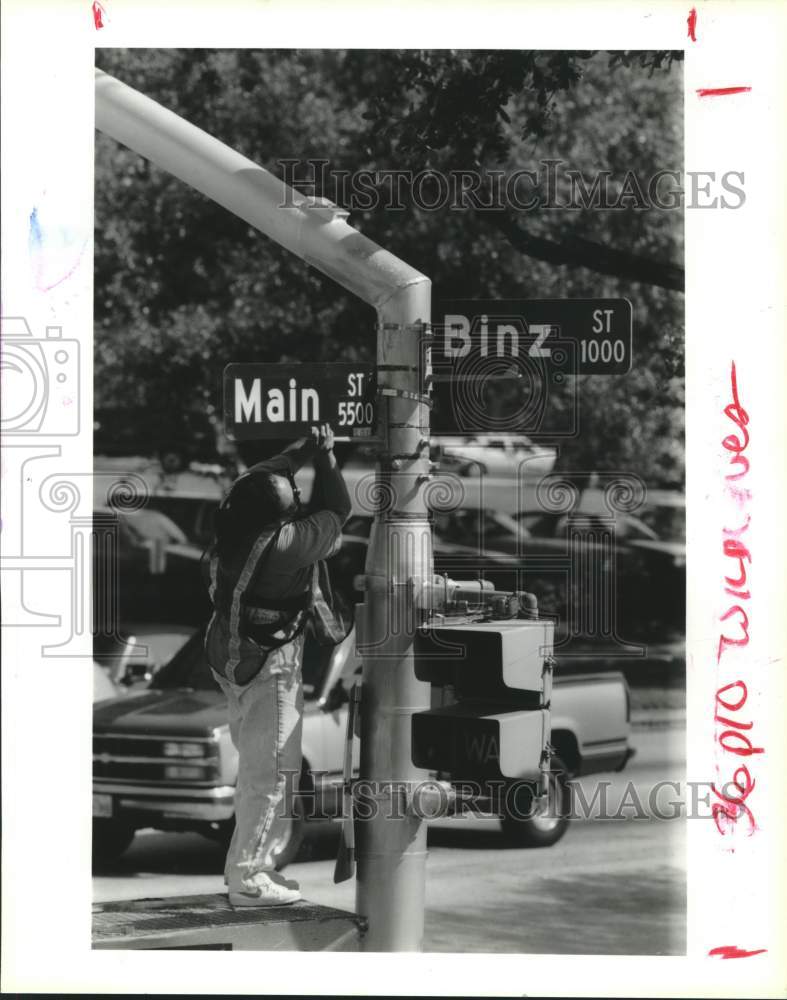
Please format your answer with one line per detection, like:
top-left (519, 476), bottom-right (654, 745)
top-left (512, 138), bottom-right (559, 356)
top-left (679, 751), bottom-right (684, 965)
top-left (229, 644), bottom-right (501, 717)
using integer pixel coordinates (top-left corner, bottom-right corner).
top-left (92, 821), bottom-right (343, 878)
top-left (93, 818), bottom-right (526, 878)
top-left (427, 823), bottom-right (515, 851)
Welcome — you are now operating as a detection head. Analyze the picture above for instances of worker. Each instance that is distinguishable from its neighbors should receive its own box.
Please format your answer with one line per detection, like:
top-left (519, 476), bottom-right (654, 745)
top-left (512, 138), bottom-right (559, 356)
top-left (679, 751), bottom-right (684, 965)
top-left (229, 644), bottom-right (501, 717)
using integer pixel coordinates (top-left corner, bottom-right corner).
top-left (204, 423), bottom-right (351, 906)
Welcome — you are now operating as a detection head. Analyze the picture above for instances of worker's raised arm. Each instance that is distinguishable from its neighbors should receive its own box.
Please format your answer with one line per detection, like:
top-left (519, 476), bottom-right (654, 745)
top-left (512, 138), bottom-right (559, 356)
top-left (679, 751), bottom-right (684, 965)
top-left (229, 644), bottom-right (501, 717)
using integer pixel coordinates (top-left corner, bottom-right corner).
top-left (311, 423), bottom-right (352, 524)
top-left (244, 432), bottom-right (317, 480)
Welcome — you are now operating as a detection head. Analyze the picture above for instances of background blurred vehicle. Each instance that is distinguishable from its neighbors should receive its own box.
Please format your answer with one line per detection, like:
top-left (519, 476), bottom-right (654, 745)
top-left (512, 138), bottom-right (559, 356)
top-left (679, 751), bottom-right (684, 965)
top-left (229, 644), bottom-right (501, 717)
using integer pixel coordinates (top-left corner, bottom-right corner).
top-left (93, 662), bottom-right (125, 703)
top-left (93, 456), bottom-right (316, 549)
top-left (93, 625), bottom-right (632, 866)
top-left (519, 486), bottom-right (685, 544)
top-left (92, 464), bottom-right (684, 654)
top-left (93, 506), bottom-right (204, 570)
top-left (633, 490), bottom-right (685, 544)
top-left (432, 508), bottom-right (534, 552)
top-left (329, 506), bottom-right (684, 657)
top-left (93, 506), bottom-right (212, 626)
top-left (92, 627), bottom-right (358, 869)
top-left (431, 435), bottom-right (557, 478)
top-left (94, 623), bottom-right (197, 688)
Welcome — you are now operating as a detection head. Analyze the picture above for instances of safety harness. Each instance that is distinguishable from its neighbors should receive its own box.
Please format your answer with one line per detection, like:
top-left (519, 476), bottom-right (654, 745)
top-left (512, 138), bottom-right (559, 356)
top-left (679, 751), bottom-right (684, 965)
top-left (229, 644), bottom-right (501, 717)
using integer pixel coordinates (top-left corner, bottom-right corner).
top-left (205, 523), bottom-right (311, 684)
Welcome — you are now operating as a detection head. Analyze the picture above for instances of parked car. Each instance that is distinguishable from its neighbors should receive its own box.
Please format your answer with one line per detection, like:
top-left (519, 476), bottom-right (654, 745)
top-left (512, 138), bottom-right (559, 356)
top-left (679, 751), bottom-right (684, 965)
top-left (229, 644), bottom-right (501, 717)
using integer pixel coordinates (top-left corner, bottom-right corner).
top-left (93, 662), bottom-right (125, 703)
top-left (431, 435), bottom-right (557, 478)
top-left (92, 624), bottom-right (633, 867)
top-left (92, 506), bottom-right (213, 626)
top-left (93, 461), bottom-right (315, 551)
top-left (92, 626), bottom-right (354, 869)
top-left (631, 490), bottom-right (685, 545)
top-left (94, 623), bottom-right (197, 687)
top-left (329, 508), bottom-right (684, 652)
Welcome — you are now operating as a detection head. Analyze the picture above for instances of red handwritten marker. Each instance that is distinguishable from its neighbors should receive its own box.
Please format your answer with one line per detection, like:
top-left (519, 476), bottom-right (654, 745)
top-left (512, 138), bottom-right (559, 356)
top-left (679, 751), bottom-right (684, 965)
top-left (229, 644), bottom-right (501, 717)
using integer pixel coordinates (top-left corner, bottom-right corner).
top-left (92, 0), bottom-right (106, 29)
top-left (687, 7), bottom-right (698, 42)
top-left (697, 87), bottom-right (752, 98)
top-left (712, 363), bottom-right (762, 840)
top-left (709, 945), bottom-right (767, 959)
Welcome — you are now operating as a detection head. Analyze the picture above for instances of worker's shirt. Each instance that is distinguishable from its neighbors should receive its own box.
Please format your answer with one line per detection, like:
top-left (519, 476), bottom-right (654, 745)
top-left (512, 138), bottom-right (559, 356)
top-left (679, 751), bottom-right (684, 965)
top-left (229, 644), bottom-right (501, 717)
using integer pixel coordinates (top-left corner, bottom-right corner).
top-left (205, 444), bottom-right (349, 686)
top-left (205, 509), bottom-right (343, 686)
top-left (251, 510), bottom-right (343, 608)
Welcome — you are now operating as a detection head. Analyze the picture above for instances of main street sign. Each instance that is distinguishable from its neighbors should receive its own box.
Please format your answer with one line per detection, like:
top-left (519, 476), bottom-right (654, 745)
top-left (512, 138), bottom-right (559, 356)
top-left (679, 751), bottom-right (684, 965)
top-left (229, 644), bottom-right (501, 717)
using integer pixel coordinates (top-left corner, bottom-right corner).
top-left (224, 362), bottom-right (379, 441)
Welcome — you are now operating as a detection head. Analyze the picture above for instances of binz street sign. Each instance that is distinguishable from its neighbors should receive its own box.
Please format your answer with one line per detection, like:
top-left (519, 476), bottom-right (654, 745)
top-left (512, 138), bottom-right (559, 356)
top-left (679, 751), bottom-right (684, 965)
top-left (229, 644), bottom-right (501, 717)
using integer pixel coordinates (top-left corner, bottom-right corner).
top-left (428, 298), bottom-right (632, 438)
top-left (431, 298), bottom-right (633, 376)
top-left (223, 362), bottom-right (379, 441)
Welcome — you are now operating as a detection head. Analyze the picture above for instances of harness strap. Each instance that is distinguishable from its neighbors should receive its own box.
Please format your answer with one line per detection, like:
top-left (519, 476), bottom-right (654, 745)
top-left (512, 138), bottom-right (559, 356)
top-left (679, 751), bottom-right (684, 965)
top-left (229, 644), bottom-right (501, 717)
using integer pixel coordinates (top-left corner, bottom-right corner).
top-left (241, 590), bottom-right (311, 613)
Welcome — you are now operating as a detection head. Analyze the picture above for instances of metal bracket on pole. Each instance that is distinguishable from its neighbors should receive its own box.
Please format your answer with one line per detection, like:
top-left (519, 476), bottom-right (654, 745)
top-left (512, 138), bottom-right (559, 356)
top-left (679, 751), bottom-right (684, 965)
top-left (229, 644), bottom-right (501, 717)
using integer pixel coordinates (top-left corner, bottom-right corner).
top-left (378, 387), bottom-right (433, 407)
top-left (538, 741), bottom-right (556, 799)
top-left (299, 196), bottom-right (350, 223)
top-left (405, 779), bottom-right (456, 819)
top-left (349, 778), bottom-right (457, 822)
top-left (377, 321), bottom-right (432, 337)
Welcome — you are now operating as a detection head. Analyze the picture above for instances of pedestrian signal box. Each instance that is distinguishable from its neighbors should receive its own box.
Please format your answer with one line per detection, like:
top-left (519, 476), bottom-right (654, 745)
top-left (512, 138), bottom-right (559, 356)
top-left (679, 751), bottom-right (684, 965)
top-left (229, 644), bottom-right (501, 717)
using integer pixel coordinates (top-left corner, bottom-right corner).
top-left (411, 619), bottom-right (553, 781)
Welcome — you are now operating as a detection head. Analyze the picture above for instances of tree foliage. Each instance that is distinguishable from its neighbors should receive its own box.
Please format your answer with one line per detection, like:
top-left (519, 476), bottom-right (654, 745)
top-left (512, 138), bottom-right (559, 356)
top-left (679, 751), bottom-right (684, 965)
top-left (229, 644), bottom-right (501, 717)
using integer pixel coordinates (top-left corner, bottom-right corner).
top-left (95, 48), bottom-right (684, 485)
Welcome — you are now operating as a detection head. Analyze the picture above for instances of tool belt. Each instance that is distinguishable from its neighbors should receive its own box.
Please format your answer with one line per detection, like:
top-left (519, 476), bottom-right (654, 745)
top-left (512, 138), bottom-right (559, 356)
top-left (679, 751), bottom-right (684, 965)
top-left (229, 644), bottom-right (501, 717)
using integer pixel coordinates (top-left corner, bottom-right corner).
top-left (239, 589), bottom-right (311, 650)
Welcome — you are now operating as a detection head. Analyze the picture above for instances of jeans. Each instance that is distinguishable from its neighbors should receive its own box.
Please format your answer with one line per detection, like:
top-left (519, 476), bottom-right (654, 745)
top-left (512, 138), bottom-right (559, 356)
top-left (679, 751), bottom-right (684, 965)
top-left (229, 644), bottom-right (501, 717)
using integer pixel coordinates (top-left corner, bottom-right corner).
top-left (210, 633), bottom-right (305, 889)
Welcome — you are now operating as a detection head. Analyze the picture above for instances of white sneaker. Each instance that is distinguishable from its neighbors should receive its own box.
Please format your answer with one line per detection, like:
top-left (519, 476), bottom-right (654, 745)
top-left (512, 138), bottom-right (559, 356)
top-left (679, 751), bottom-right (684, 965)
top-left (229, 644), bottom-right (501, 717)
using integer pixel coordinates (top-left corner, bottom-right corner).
top-left (267, 871), bottom-right (300, 892)
top-left (224, 871), bottom-right (299, 891)
top-left (229, 871), bottom-right (302, 908)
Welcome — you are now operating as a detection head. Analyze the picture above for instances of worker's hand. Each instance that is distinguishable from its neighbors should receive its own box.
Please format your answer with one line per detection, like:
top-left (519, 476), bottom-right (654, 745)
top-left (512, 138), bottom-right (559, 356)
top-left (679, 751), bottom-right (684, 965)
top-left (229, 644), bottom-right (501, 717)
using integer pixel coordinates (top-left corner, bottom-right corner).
top-left (311, 423), bottom-right (335, 453)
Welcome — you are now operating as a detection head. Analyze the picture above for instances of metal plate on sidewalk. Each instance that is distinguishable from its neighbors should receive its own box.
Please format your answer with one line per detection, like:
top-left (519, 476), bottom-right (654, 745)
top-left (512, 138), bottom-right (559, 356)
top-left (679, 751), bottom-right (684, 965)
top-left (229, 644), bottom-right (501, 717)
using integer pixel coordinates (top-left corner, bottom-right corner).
top-left (92, 893), bottom-right (365, 951)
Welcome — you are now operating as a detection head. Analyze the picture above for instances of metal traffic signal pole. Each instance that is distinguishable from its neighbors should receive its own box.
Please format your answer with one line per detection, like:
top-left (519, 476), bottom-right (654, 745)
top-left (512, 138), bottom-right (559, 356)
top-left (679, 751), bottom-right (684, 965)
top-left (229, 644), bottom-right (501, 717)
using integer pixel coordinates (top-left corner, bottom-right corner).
top-left (356, 287), bottom-right (433, 952)
top-left (95, 69), bottom-right (433, 951)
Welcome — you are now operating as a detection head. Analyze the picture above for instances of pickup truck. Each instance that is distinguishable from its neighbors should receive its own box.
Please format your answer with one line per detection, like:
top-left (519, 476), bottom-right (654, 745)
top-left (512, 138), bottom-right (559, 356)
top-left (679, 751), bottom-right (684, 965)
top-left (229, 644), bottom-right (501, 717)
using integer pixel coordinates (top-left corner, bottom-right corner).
top-left (93, 625), bottom-right (633, 869)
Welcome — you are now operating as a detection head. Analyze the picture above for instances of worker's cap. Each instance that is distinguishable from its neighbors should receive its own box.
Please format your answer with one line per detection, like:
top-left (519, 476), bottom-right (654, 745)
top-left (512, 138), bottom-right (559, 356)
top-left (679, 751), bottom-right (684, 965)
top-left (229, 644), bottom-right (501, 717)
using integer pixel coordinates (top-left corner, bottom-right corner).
top-left (221, 469), bottom-right (298, 521)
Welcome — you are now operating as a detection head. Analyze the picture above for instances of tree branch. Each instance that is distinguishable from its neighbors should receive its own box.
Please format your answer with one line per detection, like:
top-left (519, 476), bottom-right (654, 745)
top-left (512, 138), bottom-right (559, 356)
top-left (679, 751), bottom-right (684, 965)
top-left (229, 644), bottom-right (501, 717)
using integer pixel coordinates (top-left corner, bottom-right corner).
top-left (485, 211), bottom-right (684, 292)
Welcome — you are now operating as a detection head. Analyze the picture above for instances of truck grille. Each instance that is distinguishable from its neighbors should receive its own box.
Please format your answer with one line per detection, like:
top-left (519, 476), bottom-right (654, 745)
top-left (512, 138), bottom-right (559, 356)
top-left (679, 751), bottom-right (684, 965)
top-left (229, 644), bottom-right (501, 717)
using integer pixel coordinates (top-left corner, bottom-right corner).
top-left (93, 732), bottom-right (220, 785)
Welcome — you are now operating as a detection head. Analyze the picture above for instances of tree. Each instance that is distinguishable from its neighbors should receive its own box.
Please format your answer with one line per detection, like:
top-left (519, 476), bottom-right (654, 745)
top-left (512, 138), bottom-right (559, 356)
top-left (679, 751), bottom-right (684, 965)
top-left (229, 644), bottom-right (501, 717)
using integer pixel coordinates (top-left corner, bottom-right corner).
top-left (94, 48), bottom-right (684, 486)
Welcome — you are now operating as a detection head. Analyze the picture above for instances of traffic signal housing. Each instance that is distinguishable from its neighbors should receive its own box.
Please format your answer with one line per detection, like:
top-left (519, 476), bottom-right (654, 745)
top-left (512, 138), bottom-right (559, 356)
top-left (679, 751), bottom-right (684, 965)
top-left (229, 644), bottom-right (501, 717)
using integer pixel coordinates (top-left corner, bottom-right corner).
top-left (411, 618), bottom-right (554, 781)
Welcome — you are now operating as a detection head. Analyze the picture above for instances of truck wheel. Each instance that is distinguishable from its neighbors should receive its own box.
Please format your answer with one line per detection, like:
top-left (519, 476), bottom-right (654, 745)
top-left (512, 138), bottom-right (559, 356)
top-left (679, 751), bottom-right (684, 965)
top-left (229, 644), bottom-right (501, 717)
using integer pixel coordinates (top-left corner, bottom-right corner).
top-left (92, 818), bottom-right (136, 866)
top-left (499, 756), bottom-right (570, 849)
top-left (270, 809), bottom-right (306, 871)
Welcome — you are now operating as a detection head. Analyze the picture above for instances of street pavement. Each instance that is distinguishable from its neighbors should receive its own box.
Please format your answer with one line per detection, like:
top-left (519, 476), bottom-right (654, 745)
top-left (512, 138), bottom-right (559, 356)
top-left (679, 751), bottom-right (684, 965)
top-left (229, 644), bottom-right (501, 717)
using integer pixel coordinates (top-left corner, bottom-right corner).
top-left (93, 724), bottom-right (686, 954)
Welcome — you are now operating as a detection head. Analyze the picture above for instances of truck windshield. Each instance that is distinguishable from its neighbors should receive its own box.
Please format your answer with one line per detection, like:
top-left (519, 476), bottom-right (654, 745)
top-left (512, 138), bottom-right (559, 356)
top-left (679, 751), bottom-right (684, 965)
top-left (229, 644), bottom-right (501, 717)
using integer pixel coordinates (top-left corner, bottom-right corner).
top-left (150, 626), bottom-right (330, 698)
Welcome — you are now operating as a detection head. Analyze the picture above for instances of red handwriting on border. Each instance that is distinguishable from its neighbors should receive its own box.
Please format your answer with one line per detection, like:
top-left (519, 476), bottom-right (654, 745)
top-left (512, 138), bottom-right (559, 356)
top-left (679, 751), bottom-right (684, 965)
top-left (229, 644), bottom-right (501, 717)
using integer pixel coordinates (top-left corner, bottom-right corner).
top-left (713, 362), bottom-right (762, 838)
top-left (697, 87), bottom-right (752, 98)
top-left (687, 7), bottom-right (698, 42)
top-left (691, 9), bottom-right (751, 98)
top-left (708, 945), bottom-right (768, 959)
top-left (92, 1), bottom-right (106, 29)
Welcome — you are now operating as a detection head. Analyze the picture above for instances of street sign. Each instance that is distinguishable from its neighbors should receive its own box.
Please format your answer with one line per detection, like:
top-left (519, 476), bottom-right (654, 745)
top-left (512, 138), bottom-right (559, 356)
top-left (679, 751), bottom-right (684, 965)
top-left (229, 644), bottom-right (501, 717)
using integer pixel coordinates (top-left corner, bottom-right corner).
top-left (427, 299), bottom-right (631, 438)
top-left (432, 298), bottom-right (632, 376)
top-left (223, 362), bottom-right (379, 441)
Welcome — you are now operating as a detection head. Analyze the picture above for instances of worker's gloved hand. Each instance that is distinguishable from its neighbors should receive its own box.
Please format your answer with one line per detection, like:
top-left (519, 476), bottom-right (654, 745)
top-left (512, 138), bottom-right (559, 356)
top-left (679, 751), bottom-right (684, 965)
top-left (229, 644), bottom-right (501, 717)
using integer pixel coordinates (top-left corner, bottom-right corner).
top-left (311, 423), bottom-right (335, 453)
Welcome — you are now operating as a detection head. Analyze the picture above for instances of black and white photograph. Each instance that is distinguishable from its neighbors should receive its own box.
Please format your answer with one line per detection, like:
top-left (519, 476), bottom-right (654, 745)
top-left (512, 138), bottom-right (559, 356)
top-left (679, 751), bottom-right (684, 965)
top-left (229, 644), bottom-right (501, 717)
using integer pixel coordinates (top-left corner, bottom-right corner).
top-left (1, 1), bottom-right (785, 995)
top-left (89, 45), bottom-right (687, 955)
